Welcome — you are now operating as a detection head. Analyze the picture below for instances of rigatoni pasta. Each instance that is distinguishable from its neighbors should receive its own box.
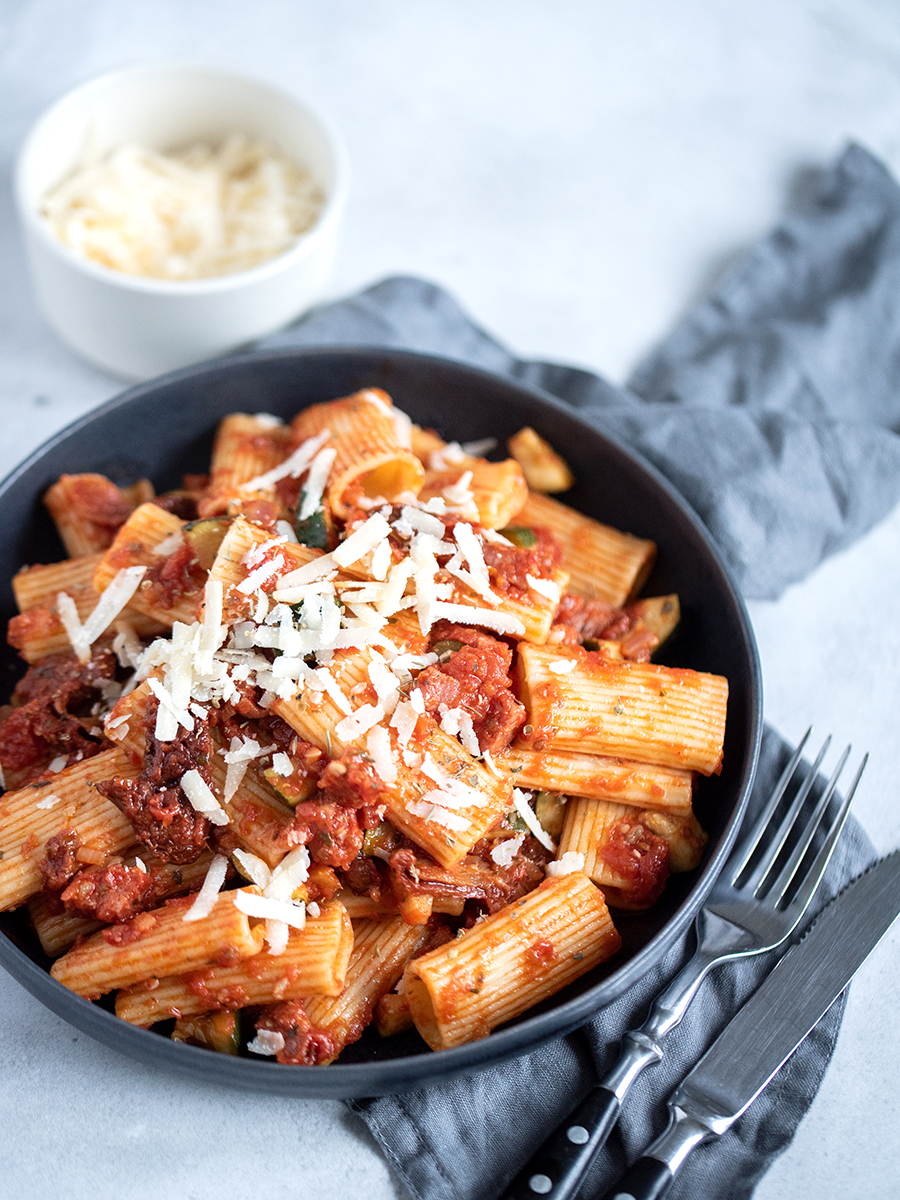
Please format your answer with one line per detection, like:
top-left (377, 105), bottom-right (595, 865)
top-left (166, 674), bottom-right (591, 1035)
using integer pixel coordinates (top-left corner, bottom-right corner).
top-left (404, 872), bottom-right (621, 1049)
top-left (50, 891), bottom-right (262, 998)
top-left (516, 643), bottom-right (728, 775)
top-left (557, 797), bottom-right (706, 909)
top-left (497, 746), bottom-right (694, 812)
top-left (197, 412), bottom-right (293, 519)
top-left (0, 388), bottom-right (727, 1065)
top-left (513, 490), bottom-right (656, 606)
top-left (115, 900), bottom-right (353, 1025)
top-left (291, 388), bottom-right (424, 518)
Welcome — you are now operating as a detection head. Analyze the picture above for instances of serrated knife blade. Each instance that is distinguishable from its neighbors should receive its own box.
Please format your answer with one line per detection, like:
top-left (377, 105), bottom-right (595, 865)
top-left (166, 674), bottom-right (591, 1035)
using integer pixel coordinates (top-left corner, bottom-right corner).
top-left (602, 851), bottom-right (900, 1200)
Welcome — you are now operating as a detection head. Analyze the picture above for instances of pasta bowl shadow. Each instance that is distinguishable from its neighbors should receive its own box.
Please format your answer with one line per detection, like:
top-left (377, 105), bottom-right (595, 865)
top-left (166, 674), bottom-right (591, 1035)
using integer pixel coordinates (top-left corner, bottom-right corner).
top-left (0, 348), bottom-right (762, 1097)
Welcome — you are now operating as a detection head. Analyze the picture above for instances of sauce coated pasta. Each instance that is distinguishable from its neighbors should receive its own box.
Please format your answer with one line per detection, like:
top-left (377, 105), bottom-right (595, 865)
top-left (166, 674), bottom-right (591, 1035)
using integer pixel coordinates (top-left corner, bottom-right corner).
top-left (0, 390), bottom-right (726, 1062)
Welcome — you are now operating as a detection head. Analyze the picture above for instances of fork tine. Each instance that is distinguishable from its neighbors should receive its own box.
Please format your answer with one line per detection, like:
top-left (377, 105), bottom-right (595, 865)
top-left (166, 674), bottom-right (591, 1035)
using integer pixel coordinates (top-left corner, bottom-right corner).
top-left (781, 753), bottom-right (868, 919)
top-left (726, 726), bottom-right (813, 882)
top-left (765, 743), bottom-right (851, 906)
top-left (742, 734), bottom-right (832, 894)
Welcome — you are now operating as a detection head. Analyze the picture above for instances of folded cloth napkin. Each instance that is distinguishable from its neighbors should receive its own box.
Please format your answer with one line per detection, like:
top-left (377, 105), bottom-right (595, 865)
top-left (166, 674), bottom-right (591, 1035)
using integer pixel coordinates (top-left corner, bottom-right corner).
top-left (256, 142), bottom-right (898, 1198)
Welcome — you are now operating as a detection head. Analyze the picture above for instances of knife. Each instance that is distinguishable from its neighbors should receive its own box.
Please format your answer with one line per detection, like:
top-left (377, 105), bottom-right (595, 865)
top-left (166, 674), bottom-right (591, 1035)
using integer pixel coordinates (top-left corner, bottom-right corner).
top-left (595, 850), bottom-right (900, 1200)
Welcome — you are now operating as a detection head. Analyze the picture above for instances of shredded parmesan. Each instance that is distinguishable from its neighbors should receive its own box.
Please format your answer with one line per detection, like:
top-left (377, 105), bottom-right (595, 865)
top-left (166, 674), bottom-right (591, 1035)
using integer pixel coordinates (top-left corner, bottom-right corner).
top-left (41, 134), bottom-right (324, 281)
top-left (243, 429), bottom-right (332, 492)
top-left (461, 437), bottom-right (497, 457)
top-left (298, 446), bottom-right (337, 520)
top-left (491, 834), bottom-right (525, 867)
top-left (247, 1029), bottom-right (285, 1057)
top-left (428, 443), bottom-right (466, 470)
top-left (233, 848), bottom-right (272, 889)
top-left (407, 800), bottom-right (471, 831)
top-left (265, 920), bottom-right (290, 956)
top-left (236, 555), bottom-right (285, 595)
top-left (62, 566), bottom-right (149, 665)
top-left (333, 514), bottom-right (392, 568)
top-left (400, 506), bottom-right (445, 538)
top-left (548, 659), bottom-right (577, 674)
top-left (546, 851), bottom-right (586, 877)
top-left (369, 537), bottom-right (393, 582)
top-left (271, 554), bottom-right (338, 598)
top-left (56, 591), bottom-right (89, 663)
top-left (512, 788), bottom-right (557, 852)
top-left (335, 703), bottom-right (384, 744)
top-left (366, 724), bottom-right (397, 784)
top-left (392, 407), bottom-right (413, 449)
top-left (233, 889), bottom-right (307, 928)
top-left (390, 700), bottom-right (420, 748)
top-left (183, 855), bottom-right (229, 921)
top-left (527, 573), bottom-right (562, 602)
top-left (430, 602), bottom-right (525, 637)
top-left (264, 847), bottom-right (311, 901)
top-left (152, 532), bottom-right (184, 557)
top-left (270, 752), bottom-right (293, 777)
top-left (316, 668), bottom-right (352, 715)
top-left (180, 769), bottom-right (229, 826)
top-left (453, 522), bottom-right (489, 584)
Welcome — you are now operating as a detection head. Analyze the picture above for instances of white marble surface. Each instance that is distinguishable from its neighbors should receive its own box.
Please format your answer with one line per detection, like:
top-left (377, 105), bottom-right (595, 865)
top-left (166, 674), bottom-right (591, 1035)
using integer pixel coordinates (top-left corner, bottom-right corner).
top-left (0, 2), bottom-right (898, 1197)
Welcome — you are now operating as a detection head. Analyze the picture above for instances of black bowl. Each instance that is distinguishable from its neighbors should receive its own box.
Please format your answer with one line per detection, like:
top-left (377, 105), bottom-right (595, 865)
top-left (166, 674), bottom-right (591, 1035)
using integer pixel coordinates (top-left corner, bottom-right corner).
top-left (0, 347), bottom-right (762, 1097)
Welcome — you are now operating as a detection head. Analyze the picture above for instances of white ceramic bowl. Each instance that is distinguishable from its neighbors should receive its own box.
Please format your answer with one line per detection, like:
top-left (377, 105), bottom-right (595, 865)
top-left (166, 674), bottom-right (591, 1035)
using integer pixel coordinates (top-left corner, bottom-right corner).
top-left (14, 63), bottom-right (350, 380)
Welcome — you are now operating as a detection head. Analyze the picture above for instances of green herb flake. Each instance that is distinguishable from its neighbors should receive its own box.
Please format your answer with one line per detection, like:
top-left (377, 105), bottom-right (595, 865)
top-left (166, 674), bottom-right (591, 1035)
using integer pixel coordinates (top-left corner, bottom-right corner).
top-left (498, 526), bottom-right (538, 549)
top-left (294, 508), bottom-right (329, 550)
top-left (433, 639), bottom-right (463, 662)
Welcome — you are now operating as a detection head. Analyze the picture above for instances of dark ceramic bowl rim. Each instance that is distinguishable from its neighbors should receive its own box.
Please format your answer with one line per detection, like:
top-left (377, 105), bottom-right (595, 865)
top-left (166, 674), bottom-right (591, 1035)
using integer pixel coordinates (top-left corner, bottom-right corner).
top-left (0, 346), bottom-right (762, 1097)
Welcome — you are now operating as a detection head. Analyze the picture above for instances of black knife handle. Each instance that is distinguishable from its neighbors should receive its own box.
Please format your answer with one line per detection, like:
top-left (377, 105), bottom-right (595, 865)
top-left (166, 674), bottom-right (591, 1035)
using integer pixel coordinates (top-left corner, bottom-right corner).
top-left (598, 1156), bottom-right (674, 1200)
top-left (498, 1084), bottom-right (621, 1200)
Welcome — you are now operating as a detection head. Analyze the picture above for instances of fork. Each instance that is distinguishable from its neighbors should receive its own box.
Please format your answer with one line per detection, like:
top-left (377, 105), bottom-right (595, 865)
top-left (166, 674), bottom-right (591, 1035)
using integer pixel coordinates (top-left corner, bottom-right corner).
top-left (499, 730), bottom-right (867, 1200)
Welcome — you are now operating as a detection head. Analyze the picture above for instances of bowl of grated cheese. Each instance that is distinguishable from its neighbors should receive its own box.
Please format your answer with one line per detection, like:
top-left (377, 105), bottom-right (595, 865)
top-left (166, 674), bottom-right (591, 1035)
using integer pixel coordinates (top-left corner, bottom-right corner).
top-left (14, 62), bottom-right (350, 380)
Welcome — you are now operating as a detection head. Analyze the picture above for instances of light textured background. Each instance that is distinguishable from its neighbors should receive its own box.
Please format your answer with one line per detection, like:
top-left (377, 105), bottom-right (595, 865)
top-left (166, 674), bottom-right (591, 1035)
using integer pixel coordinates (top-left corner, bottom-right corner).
top-left (0, 2), bottom-right (898, 1197)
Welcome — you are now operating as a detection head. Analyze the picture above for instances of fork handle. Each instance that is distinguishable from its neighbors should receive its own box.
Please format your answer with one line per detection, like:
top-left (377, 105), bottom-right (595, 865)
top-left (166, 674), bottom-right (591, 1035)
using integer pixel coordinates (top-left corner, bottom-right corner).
top-left (598, 1108), bottom-right (711, 1200)
top-left (498, 1084), bottom-right (621, 1200)
top-left (497, 947), bottom-right (719, 1200)
top-left (498, 1031), bottom-right (662, 1200)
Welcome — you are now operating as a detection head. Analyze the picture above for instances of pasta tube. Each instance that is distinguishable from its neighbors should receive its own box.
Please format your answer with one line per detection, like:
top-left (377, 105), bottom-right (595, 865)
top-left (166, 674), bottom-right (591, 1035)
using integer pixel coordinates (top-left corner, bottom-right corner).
top-left (517, 644), bottom-right (728, 775)
top-left (0, 749), bottom-right (139, 911)
top-left (404, 872), bottom-right (621, 1049)
top-left (558, 797), bottom-right (706, 909)
top-left (297, 917), bottom-right (429, 1063)
top-left (291, 389), bottom-right (424, 518)
top-left (513, 491), bottom-right (655, 606)
top-left (498, 746), bottom-right (694, 812)
top-left (51, 891), bottom-right (261, 999)
top-left (114, 901), bottom-right (353, 1025)
top-left (198, 413), bottom-right (293, 518)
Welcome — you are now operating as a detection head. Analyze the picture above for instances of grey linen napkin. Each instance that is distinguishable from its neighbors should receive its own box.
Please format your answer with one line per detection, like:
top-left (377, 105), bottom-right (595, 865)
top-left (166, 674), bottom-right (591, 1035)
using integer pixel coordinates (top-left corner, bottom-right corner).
top-left (257, 142), bottom-right (897, 1197)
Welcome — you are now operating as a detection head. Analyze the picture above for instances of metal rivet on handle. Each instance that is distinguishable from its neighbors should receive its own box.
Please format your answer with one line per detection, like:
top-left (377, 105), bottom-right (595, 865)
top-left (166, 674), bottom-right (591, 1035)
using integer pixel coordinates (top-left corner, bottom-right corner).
top-left (566, 1125), bottom-right (589, 1144)
top-left (528, 1176), bottom-right (553, 1195)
